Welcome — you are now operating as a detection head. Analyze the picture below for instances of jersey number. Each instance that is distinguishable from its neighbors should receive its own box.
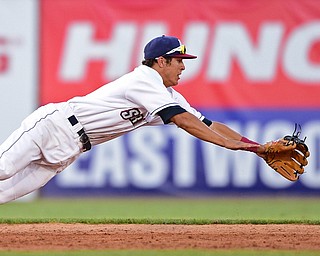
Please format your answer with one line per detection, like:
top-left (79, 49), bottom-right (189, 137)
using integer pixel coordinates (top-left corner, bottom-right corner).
top-left (120, 108), bottom-right (143, 125)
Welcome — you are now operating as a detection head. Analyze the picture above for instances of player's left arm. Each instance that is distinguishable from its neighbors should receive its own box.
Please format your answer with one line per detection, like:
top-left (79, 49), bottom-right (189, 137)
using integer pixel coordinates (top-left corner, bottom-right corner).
top-left (170, 89), bottom-right (258, 145)
top-left (161, 109), bottom-right (263, 152)
top-left (209, 120), bottom-right (269, 155)
top-left (208, 121), bottom-right (252, 142)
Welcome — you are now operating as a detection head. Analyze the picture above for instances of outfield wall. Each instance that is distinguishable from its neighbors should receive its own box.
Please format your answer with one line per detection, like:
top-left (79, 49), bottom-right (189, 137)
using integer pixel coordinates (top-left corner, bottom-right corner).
top-left (1, 0), bottom-right (320, 197)
top-left (0, 0), bottom-right (38, 144)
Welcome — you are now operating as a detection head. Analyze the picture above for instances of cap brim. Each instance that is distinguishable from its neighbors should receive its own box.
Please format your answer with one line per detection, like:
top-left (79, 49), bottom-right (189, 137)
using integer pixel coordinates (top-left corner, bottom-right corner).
top-left (167, 53), bottom-right (197, 59)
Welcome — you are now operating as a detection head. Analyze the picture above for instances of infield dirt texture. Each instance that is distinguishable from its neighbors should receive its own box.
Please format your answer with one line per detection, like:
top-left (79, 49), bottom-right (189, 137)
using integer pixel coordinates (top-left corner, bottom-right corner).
top-left (0, 223), bottom-right (319, 250)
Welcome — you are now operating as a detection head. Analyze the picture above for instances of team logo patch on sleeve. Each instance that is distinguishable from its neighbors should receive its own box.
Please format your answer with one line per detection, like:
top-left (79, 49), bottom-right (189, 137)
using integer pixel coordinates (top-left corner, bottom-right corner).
top-left (120, 108), bottom-right (143, 125)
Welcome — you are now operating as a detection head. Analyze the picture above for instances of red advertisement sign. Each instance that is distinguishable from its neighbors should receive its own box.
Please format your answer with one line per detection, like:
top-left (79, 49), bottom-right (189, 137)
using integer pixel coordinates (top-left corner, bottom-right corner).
top-left (40, 0), bottom-right (320, 108)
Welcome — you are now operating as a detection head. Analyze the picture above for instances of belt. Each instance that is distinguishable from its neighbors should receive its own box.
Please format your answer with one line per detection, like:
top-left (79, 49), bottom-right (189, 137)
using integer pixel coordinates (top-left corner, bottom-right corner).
top-left (68, 115), bottom-right (91, 152)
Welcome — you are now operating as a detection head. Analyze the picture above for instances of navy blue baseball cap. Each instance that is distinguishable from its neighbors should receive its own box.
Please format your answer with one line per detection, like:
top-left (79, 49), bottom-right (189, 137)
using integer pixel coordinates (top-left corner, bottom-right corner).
top-left (144, 35), bottom-right (197, 60)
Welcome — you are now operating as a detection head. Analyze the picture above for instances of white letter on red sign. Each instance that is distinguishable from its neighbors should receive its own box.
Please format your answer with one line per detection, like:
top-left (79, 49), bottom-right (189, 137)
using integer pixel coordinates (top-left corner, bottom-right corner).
top-left (283, 21), bottom-right (320, 83)
top-left (207, 22), bottom-right (283, 82)
top-left (59, 22), bottom-right (137, 82)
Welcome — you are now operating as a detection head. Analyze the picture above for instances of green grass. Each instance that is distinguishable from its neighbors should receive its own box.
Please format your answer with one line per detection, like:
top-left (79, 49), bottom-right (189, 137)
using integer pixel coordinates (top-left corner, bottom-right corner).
top-left (0, 197), bottom-right (319, 223)
top-left (1, 197), bottom-right (320, 255)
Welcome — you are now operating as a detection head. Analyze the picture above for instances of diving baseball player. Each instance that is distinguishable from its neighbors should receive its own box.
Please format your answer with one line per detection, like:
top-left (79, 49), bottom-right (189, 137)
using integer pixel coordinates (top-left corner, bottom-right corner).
top-left (0, 35), bottom-right (264, 204)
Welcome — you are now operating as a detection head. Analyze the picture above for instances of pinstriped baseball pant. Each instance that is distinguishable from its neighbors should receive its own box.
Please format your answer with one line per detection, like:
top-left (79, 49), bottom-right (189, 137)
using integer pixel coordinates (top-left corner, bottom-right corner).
top-left (0, 103), bottom-right (82, 204)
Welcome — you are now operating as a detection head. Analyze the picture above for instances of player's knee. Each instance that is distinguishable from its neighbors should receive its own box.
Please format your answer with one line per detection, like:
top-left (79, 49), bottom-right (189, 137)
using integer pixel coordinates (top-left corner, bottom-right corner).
top-left (0, 169), bottom-right (15, 180)
top-left (0, 194), bottom-right (13, 204)
top-left (0, 186), bottom-right (18, 204)
top-left (0, 155), bottom-right (17, 180)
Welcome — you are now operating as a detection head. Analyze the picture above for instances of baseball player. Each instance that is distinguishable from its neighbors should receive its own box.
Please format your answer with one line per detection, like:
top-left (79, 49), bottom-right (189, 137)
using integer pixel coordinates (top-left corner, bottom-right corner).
top-left (0, 35), bottom-right (264, 204)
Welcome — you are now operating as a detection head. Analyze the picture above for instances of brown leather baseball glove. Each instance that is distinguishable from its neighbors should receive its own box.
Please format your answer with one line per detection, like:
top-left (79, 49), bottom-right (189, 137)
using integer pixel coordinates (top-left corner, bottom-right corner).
top-left (259, 125), bottom-right (310, 181)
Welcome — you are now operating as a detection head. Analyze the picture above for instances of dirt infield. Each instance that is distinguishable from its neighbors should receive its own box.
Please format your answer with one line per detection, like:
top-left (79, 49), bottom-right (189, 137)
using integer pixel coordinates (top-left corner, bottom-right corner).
top-left (0, 224), bottom-right (319, 251)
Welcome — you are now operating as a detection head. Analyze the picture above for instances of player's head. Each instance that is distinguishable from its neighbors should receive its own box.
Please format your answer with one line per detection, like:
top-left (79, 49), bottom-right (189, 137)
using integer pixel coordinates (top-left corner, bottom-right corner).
top-left (142, 36), bottom-right (196, 87)
top-left (143, 35), bottom-right (197, 60)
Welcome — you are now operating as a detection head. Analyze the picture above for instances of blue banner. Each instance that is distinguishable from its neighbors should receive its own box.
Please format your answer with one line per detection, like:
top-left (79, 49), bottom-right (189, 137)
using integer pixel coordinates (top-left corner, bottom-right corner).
top-left (42, 109), bottom-right (320, 197)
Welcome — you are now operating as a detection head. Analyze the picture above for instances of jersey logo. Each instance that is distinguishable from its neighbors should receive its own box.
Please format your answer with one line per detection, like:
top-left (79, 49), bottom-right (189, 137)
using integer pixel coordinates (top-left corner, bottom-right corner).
top-left (120, 108), bottom-right (143, 125)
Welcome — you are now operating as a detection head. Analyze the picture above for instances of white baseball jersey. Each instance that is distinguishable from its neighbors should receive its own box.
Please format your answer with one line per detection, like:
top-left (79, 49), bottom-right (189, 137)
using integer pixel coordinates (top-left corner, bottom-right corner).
top-left (0, 64), bottom-right (206, 204)
top-left (68, 65), bottom-right (204, 146)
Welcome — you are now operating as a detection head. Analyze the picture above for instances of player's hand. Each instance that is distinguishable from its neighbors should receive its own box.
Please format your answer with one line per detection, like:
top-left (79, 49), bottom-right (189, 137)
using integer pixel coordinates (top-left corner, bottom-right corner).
top-left (224, 139), bottom-right (261, 152)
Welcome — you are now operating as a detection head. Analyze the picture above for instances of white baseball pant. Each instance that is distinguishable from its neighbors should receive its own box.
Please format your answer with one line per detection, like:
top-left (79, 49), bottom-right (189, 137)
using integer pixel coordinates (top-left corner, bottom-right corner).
top-left (0, 102), bottom-right (84, 204)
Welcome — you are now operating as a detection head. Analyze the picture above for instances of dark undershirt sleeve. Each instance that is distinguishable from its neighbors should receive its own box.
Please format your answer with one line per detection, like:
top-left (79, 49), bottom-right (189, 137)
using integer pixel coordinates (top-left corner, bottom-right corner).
top-left (157, 105), bottom-right (187, 124)
top-left (157, 106), bottom-right (213, 127)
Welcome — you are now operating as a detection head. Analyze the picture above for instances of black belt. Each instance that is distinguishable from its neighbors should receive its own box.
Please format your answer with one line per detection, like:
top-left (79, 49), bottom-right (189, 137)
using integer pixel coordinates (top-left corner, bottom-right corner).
top-left (68, 115), bottom-right (91, 152)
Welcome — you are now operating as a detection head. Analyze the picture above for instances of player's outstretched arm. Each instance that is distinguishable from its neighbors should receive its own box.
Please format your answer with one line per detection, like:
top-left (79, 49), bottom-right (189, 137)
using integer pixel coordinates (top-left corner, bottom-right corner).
top-left (170, 112), bottom-right (264, 153)
top-left (209, 121), bottom-right (242, 141)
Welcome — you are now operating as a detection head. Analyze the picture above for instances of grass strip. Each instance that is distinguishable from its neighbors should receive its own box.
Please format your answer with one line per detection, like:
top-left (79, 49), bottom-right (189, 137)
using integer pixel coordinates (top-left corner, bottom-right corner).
top-left (0, 218), bottom-right (320, 225)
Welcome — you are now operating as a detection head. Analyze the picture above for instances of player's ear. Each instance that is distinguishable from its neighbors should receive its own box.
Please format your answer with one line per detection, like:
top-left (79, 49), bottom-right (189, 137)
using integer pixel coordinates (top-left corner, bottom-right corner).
top-left (156, 57), bottom-right (165, 68)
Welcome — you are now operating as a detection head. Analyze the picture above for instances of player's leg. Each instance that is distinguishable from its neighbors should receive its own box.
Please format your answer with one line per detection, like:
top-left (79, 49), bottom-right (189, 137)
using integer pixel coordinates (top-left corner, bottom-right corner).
top-left (0, 163), bottom-right (56, 204)
top-left (0, 127), bottom-right (42, 180)
top-left (0, 103), bottom-right (82, 203)
top-left (0, 104), bottom-right (64, 180)
top-left (0, 150), bottom-right (80, 204)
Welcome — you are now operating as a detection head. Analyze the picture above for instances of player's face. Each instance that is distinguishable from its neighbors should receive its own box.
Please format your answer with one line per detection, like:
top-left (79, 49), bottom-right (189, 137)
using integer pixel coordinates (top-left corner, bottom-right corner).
top-left (162, 58), bottom-right (185, 87)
